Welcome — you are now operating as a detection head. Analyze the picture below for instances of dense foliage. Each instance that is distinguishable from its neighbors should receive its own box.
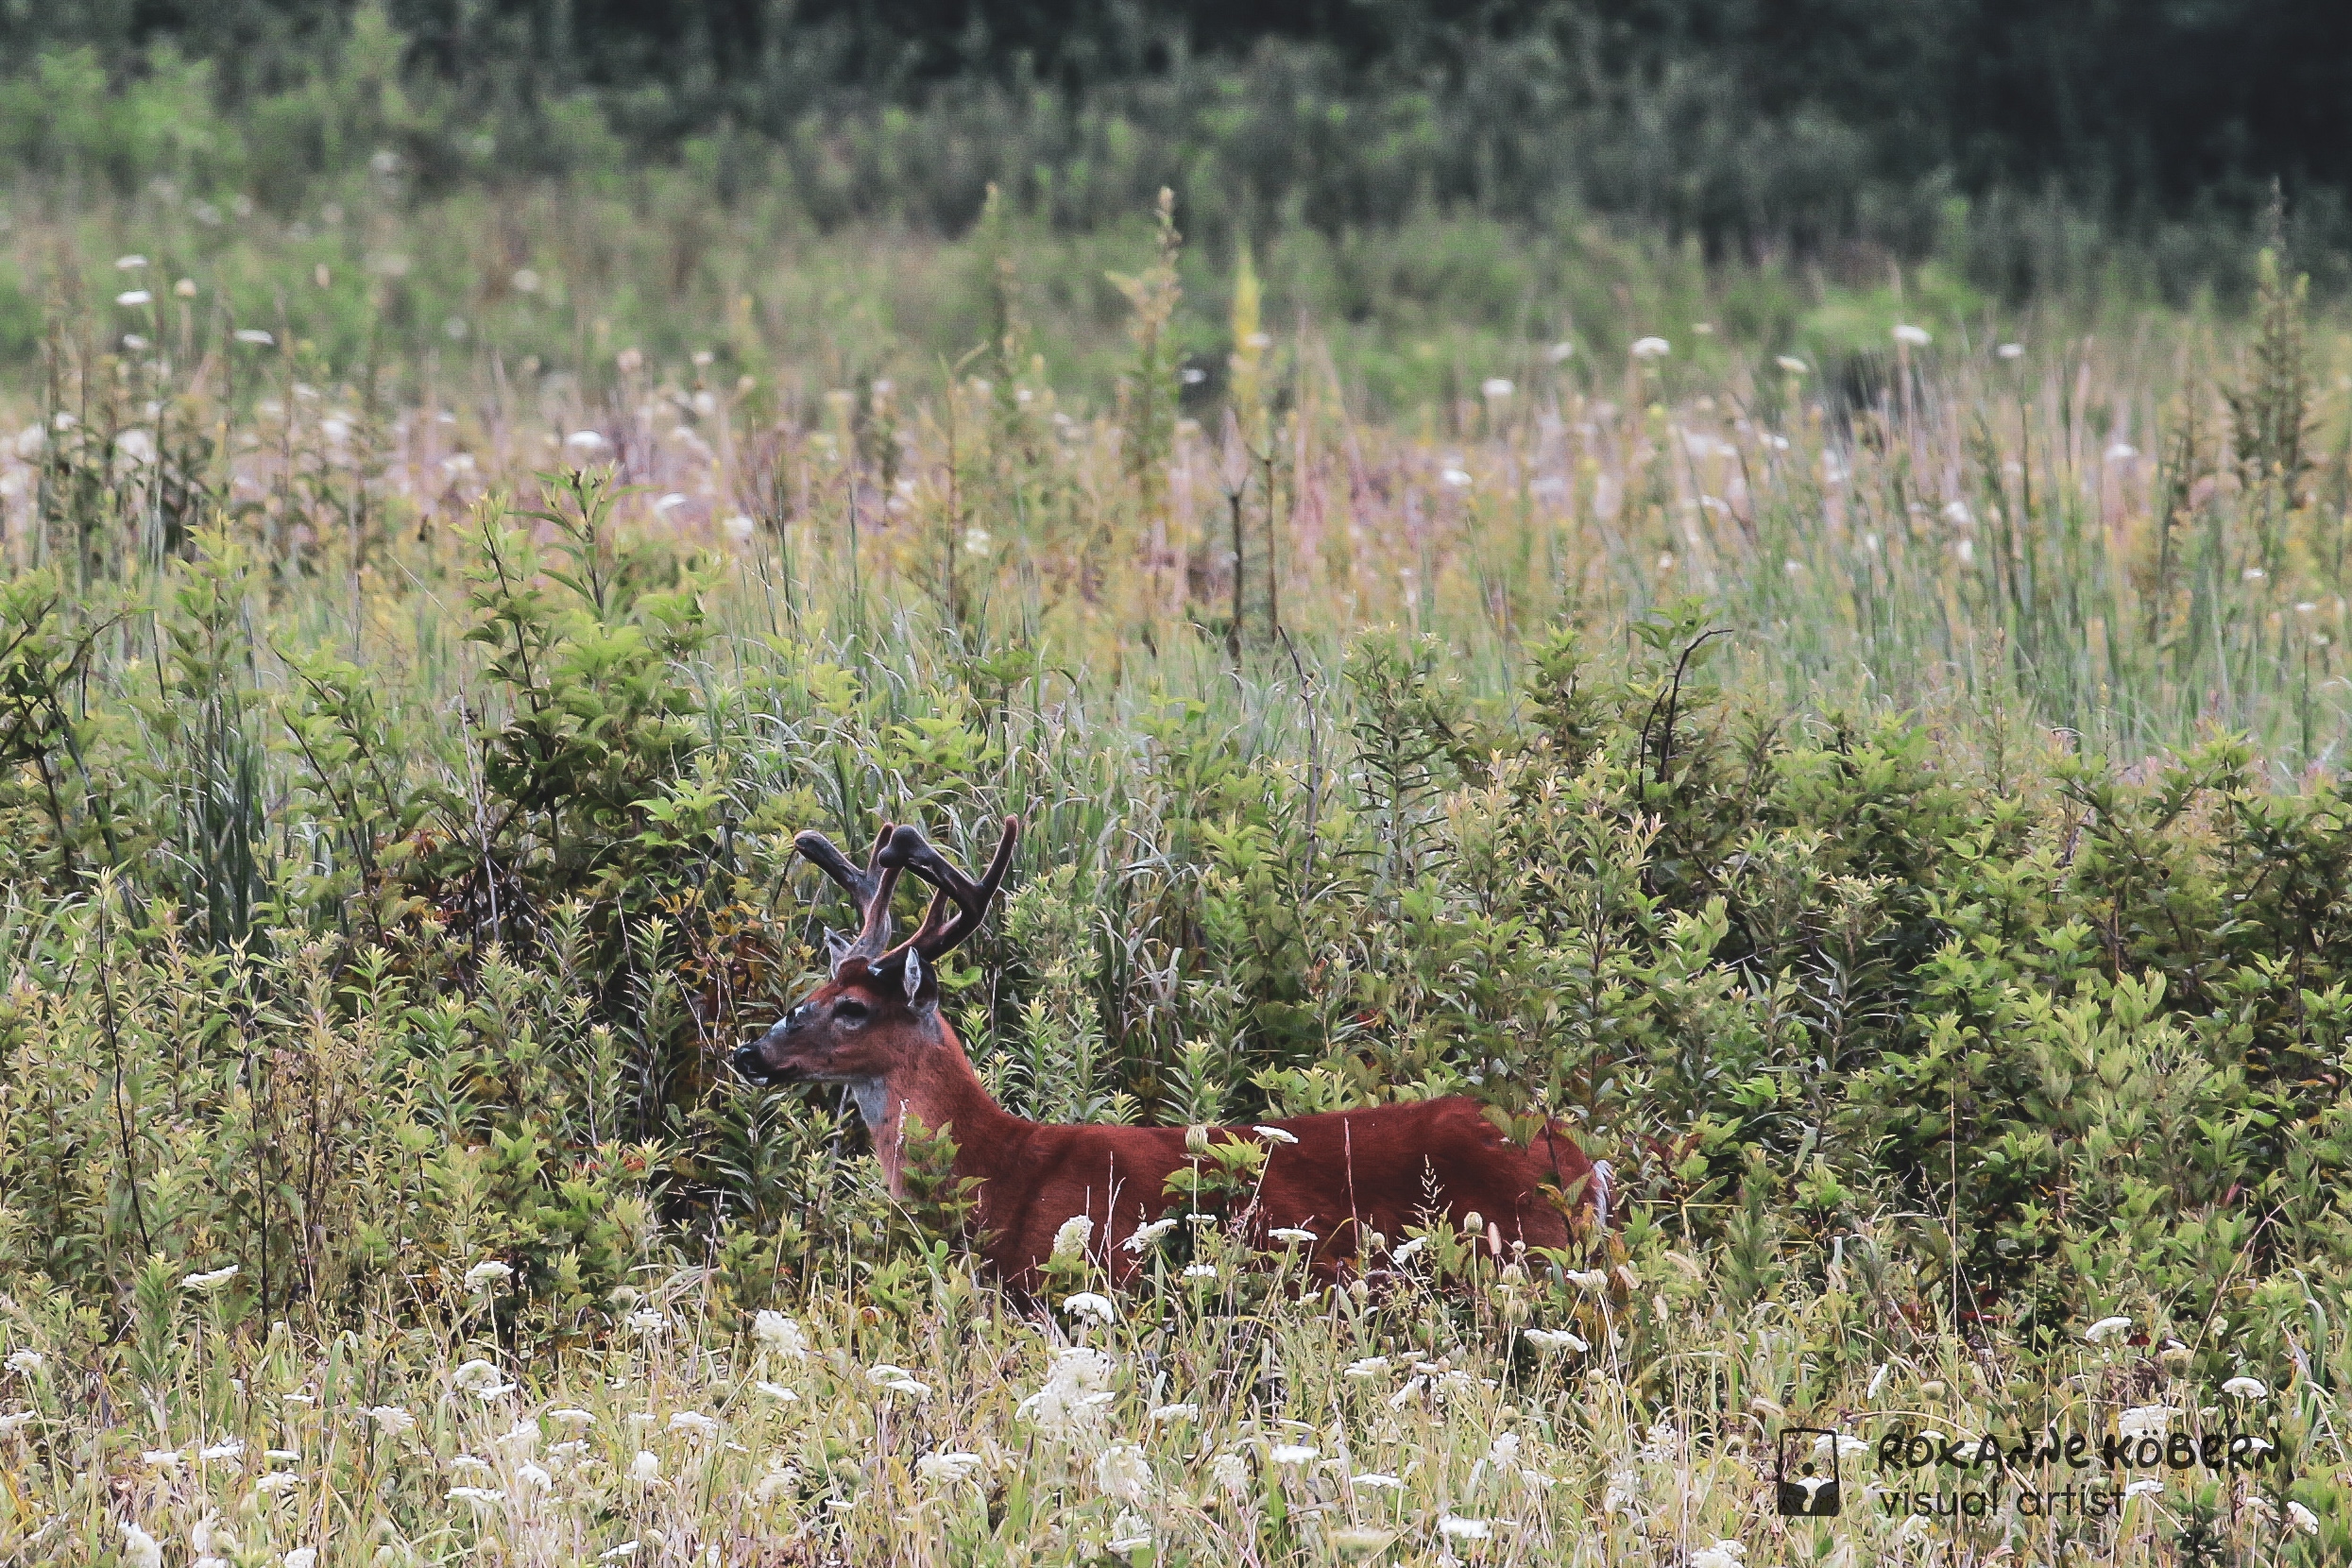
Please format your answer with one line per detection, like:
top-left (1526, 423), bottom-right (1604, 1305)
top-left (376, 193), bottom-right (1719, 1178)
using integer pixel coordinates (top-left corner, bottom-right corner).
top-left (6, 475), bottom-right (2352, 1402)
top-left (0, 191), bottom-right (2344, 1564)
top-left (2, 1), bottom-right (2346, 295)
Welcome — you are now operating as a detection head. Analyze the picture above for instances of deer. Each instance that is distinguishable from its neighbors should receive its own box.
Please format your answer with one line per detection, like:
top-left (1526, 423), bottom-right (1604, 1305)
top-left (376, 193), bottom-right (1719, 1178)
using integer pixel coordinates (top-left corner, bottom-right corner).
top-left (732, 816), bottom-right (1610, 1293)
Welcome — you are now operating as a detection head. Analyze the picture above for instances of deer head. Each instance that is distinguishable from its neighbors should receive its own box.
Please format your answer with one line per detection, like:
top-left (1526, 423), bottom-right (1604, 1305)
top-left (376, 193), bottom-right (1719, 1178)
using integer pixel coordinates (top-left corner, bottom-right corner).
top-left (732, 816), bottom-right (1019, 1099)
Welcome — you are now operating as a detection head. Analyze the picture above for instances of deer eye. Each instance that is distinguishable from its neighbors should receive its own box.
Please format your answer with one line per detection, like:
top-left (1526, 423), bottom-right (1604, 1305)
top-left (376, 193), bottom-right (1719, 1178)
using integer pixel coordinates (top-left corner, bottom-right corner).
top-left (832, 998), bottom-right (870, 1025)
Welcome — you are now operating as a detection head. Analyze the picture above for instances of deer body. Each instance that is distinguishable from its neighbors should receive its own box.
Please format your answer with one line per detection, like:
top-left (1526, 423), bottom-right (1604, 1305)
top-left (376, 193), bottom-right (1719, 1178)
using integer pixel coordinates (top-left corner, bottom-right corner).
top-left (735, 818), bottom-right (1604, 1292)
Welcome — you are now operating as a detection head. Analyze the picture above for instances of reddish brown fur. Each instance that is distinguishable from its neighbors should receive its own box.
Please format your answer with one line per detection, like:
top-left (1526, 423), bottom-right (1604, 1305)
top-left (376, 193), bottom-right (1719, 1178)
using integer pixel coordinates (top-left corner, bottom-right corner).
top-left (738, 966), bottom-right (1600, 1294)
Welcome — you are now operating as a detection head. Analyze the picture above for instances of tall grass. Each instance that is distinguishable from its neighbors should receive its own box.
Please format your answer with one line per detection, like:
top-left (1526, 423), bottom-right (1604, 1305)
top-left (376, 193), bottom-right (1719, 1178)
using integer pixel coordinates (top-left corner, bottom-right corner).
top-left (2, 207), bottom-right (2352, 1564)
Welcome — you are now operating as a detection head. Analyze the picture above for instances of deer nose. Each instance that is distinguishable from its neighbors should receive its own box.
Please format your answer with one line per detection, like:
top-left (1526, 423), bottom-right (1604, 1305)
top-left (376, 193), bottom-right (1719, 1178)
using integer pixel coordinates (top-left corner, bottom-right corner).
top-left (731, 1043), bottom-right (772, 1082)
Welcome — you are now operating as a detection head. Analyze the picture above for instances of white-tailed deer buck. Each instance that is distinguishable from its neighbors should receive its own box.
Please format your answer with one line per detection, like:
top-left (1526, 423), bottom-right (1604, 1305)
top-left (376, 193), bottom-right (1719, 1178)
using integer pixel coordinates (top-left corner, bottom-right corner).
top-left (734, 817), bottom-right (1607, 1289)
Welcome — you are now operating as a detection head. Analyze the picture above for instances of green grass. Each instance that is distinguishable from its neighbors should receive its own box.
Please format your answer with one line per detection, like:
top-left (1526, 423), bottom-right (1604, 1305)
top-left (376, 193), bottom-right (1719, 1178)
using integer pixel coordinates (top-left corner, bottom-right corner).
top-left (3, 191), bottom-right (2352, 1564)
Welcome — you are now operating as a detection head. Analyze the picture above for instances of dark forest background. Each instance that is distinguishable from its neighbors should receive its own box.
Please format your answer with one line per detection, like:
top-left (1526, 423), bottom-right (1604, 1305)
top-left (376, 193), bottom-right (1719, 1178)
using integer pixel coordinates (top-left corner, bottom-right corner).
top-left (4, 1), bottom-right (2349, 298)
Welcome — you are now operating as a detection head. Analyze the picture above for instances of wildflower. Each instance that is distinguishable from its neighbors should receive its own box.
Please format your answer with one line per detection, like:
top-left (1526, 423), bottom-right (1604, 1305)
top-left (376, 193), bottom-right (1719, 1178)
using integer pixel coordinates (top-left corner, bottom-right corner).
top-left (879, 1377), bottom-right (931, 1400)
top-left (751, 1460), bottom-right (799, 1503)
top-left (1108, 1510), bottom-right (1154, 1552)
top-left (453, 1359), bottom-right (515, 1398)
top-left (752, 1311), bottom-right (810, 1359)
top-left (2245, 567), bottom-right (2268, 581)
top-left (1630, 337), bottom-right (1670, 360)
top-left (512, 269), bottom-right (541, 294)
top-left (564, 430), bottom-right (612, 460)
top-left (256, 1472), bottom-right (301, 1495)
top-left (120, 1523), bottom-right (163, 1568)
top-left (654, 492), bottom-right (689, 518)
top-left (1563, 1267), bottom-right (1607, 1291)
top-left (1351, 1472), bottom-right (1403, 1490)
top-left (602, 1545), bottom-right (641, 1561)
top-left (192, 1515), bottom-right (234, 1559)
top-left (2085, 1316), bottom-right (2133, 1343)
top-left (1269, 1444), bottom-right (1318, 1465)
top-left (1096, 1442), bottom-right (1154, 1504)
top-left (464, 1260), bottom-right (513, 1290)
top-left (198, 1440), bottom-right (245, 1461)
top-left (1547, 342), bottom-right (1575, 362)
top-left (1123, 1218), bottom-right (1180, 1253)
top-left (1998, 343), bottom-right (2025, 359)
top-left (722, 514), bottom-right (757, 541)
top-left (1775, 356), bottom-right (1809, 374)
top-left (182, 1265), bottom-right (240, 1293)
top-left (1386, 1375), bottom-right (1430, 1408)
top-left (669, 1411), bottom-right (719, 1439)
top-left (1389, 1237), bottom-right (1427, 1264)
top-left (1440, 467), bottom-right (1472, 488)
top-left (515, 1463), bottom-right (552, 1491)
top-left (626, 1309), bottom-right (669, 1335)
top-left (1344, 1357), bottom-right (1390, 1378)
top-left (1636, 1421), bottom-right (1681, 1463)
top-left (1182, 1263), bottom-right (1219, 1282)
top-left (2105, 442), bottom-right (2139, 461)
top-left (1018, 1347), bottom-right (1117, 1438)
top-left (140, 1447), bottom-right (179, 1468)
top-left (2122, 1478), bottom-right (2164, 1501)
top-left (1438, 1516), bottom-right (1491, 1542)
top-left (116, 254), bottom-right (148, 270)
top-left (918, 1451), bottom-right (984, 1486)
top-left (629, 1451), bottom-right (661, 1484)
top-left (2118, 1405), bottom-right (2178, 1440)
top-left (493, 1422), bottom-right (539, 1458)
top-left (1051, 1215), bottom-right (1095, 1262)
top-left (1480, 378), bottom-right (1514, 400)
top-left (0, 1412), bottom-right (33, 1435)
top-left (116, 290), bottom-right (154, 308)
top-left (548, 1441), bottom-right (589, 1463)
top-left (755, 1381), bottom-right (799, 1403)
top-left (1252, 1125), bottom-right (1299, 1145)
top-left (448, 1485), bottom-right (505, 1507)
top-left (1270, 1228), bottom-right (1318, 1246)
top-left (963, 526), bottom-right (995, 555)
top-left (1063, 1291), bottom-right (1117, 1326)
top-left (448, 1455), bottom-right (494, 1477)
top-left (1150, 1404), bottom-right (1200, 1423)
top-left (368, 1406), bottom-right (416, 1435)
top-left (1892, 324), bottom-right (1932, 347)
top-left (2289, 1500), bottom-right (2320, 1534)
top-left (1942, 501), bottom-right (1972, 526)
top-left (3, 1350), bottom-right (40, 1376)
top-left (1690, 1543), bottom-right (1746, 1568)
top-left (234, 329), bottom-right (275, 346)
top-left (1207, 1453), bottom-right (1251, 1500)
top-left (2224, 1375), bottom-right (2269, 1400)
top-left (1522, 1329), bottom-right (1587, 1354)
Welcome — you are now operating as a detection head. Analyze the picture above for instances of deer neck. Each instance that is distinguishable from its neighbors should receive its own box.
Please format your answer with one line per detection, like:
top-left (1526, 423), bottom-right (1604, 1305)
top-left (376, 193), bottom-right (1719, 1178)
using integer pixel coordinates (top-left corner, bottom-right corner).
top-left (858, 1014), bottom-right (1021, 1198)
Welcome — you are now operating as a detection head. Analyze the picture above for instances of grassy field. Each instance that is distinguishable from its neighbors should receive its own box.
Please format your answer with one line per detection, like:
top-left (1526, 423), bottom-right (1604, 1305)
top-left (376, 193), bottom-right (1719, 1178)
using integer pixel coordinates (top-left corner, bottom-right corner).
top-left (2, 188), bottom-right (2352, 1565)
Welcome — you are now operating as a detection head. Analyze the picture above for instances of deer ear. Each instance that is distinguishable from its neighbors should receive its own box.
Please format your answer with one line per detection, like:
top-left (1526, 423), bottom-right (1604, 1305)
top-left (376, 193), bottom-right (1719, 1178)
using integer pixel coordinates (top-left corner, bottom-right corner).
top-left (902, 949), bottom-right (925, 1001)
top-left (825, 929), bottom-right (851, 973)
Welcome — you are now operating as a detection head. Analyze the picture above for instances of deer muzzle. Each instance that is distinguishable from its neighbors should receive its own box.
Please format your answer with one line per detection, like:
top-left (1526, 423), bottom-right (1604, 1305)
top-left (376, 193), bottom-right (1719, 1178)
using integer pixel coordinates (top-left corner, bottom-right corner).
top-left (731, 1033), bottom-right (802, 1085)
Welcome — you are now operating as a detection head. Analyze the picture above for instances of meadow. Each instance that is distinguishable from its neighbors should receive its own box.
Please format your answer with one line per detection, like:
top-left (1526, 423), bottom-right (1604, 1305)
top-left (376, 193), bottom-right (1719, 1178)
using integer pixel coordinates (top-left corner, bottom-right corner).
top-left (1, 170), bottom-right (2351, 1566)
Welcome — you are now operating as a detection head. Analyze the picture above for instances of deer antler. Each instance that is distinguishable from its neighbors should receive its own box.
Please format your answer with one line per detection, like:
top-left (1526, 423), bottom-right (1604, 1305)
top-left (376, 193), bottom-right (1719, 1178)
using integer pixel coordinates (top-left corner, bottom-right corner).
top-left (878, 815), bottom-right (1021, 969)
top-left (793, 816), bottom-right (1020, 978)
top-left (794, 823), bottom-right (908, 970)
